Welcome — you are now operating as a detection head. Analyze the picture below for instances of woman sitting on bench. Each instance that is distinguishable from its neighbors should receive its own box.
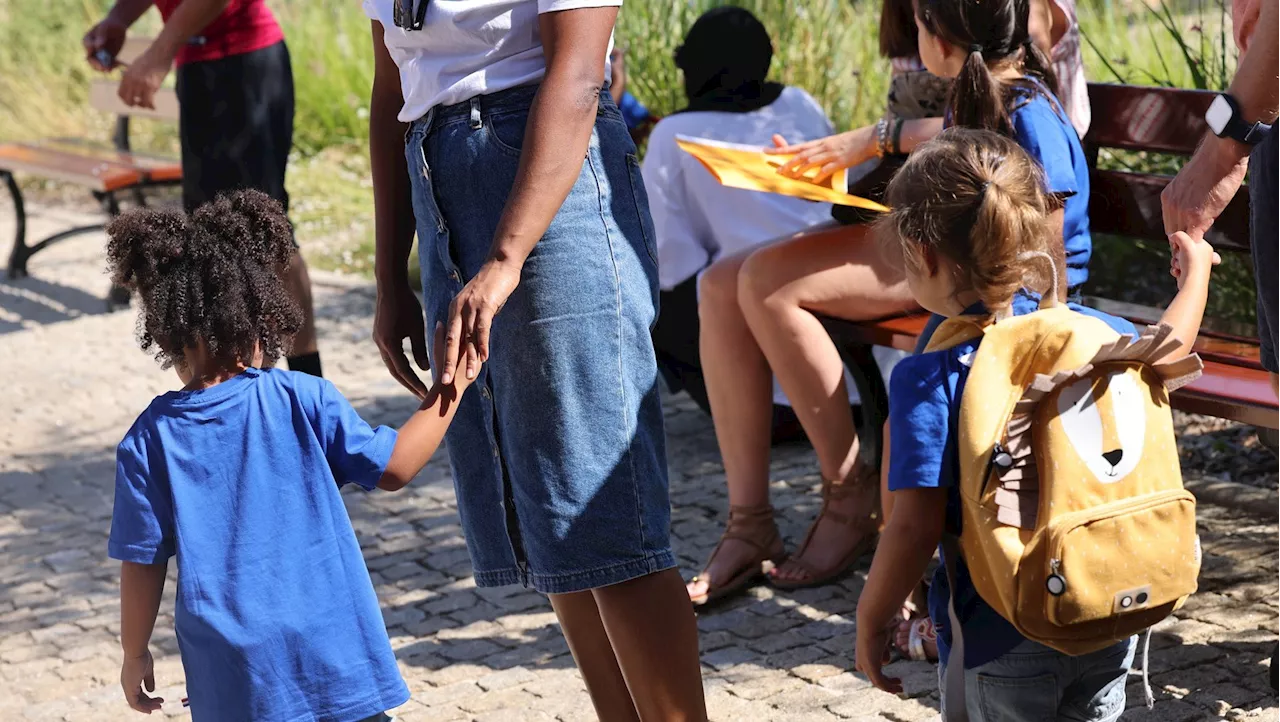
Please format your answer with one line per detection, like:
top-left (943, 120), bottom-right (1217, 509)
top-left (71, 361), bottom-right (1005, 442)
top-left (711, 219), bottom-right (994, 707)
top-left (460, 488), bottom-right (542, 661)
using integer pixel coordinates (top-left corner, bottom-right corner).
top-left (687, 0), bottom-right (1092, 606)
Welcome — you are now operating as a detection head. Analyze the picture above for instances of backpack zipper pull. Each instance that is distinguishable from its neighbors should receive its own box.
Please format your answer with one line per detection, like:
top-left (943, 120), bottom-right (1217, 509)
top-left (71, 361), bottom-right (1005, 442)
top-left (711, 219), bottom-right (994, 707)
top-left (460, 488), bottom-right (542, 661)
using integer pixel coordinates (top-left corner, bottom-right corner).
top-left (1047, 559), bottom-right (1067, 596)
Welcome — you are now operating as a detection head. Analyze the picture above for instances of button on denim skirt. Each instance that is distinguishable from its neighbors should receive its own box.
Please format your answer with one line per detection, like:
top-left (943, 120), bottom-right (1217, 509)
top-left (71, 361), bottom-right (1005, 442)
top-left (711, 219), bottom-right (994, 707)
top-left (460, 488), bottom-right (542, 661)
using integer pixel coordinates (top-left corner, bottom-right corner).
top-left (405, 84), bottom-right (674, 594)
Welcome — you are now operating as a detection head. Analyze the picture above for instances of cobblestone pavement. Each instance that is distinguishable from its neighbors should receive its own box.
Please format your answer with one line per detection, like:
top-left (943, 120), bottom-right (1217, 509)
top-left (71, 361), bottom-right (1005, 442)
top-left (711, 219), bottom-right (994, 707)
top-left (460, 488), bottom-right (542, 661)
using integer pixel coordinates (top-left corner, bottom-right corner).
top-left (2, 205), bottom-right (1277, 721)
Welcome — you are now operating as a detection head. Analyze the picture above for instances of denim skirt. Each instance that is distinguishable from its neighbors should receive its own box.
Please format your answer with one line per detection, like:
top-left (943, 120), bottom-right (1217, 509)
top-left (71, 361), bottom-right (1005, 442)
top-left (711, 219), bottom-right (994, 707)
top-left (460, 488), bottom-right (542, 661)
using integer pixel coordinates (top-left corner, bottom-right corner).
top-left (405, 85), bottom-right (674, 594)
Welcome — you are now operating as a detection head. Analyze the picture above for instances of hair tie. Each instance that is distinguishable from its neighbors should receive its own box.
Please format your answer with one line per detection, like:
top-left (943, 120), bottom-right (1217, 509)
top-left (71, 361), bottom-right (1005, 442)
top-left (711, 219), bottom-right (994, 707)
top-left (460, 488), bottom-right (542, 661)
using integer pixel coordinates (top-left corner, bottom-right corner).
top-left (969, 43), bottom-right (983, 53)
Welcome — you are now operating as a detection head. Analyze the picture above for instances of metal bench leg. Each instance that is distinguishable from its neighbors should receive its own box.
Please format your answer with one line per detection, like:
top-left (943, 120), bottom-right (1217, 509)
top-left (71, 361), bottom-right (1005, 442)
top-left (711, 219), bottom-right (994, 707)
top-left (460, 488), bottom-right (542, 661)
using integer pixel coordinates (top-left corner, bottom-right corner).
top-left (4, 170), bottom-right (30, 279)
top-left (831, 340), bottom-right (889, 476)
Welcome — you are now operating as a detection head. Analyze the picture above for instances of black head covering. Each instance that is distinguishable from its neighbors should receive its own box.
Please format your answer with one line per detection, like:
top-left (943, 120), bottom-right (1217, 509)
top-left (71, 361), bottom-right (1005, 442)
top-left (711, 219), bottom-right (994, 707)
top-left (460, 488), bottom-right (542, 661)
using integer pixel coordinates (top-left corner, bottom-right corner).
top-left (674, 6), bottom-right (784, 114)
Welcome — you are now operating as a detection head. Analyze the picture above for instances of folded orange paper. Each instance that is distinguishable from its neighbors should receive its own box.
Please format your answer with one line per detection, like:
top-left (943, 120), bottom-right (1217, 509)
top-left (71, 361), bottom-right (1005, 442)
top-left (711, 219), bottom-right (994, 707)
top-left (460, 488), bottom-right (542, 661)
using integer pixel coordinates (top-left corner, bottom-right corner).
top-left (675, 135), bottom-right (889, 212)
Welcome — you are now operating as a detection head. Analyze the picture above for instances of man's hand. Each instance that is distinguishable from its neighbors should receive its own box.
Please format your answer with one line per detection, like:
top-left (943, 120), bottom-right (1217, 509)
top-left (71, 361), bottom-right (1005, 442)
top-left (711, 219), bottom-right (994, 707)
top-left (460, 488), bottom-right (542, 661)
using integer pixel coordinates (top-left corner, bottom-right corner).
top-left (766, 128), bottom-right (874, 184)
top-left (854, 619), bottom-right (902, 694)
top-left (118, 45), bottom-right (174, 109)
top-left (120, 649), bottom-right (163, 714)
top-left (84, 18), bottom-right (128, 71)
top-left (374, 281), bottom-right (430, 399)
top-left (1161, 135), bottom-right (1250, 238)
top-left (436, 258), bottom-right (520, 386)
top-left (1169, 230), bottom-right (1221, 290)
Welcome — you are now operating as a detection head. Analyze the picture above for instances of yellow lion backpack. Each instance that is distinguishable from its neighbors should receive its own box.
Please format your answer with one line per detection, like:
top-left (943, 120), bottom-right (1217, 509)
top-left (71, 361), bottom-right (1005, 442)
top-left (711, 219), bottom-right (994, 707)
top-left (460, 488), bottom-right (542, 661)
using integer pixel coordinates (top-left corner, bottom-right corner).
top-left (926, 302), bottom-right (1204, 721)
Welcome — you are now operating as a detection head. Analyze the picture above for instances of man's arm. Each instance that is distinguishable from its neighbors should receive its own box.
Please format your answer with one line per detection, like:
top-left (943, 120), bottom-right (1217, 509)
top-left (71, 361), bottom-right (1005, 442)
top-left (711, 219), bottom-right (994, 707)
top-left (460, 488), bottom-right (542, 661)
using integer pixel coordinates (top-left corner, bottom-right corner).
top-left (83, 0), bottom-right (155, 70)
top-left (1162, 0), bottom-right (1278, 236)
top-left (116, 0), bottom-right (232, 107)
top-left (435, 6), bottom-right (619, 384)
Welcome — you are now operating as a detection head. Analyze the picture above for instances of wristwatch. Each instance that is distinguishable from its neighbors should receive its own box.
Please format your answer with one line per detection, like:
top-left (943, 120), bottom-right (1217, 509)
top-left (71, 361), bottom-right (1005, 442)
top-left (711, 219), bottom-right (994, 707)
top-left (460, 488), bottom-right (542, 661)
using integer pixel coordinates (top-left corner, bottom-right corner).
top-left (1205, 93), bottom-right (1272, 145)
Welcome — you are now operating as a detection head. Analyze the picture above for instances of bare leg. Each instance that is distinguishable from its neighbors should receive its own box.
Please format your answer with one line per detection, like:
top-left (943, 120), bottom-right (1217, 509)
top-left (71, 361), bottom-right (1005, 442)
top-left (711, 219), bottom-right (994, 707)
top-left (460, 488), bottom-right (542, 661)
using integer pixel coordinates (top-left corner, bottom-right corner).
top-left (549, 591), bottom-right (641, 722)
top-left (735, 224), bottom-right (916, 583)
top-left (595, 569), bottom-right (708, 721)
top-left (285, 251), bottom-right (319, 356)
top-left (685, 252), bottom-right (779, 602)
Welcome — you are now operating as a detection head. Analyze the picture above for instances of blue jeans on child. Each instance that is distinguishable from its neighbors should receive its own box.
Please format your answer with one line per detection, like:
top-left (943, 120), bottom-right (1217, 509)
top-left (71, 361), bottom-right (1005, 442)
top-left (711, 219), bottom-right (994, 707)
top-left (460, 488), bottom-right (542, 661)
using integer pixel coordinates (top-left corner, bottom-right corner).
top-left (939, 637), bottom-right (1136, 722)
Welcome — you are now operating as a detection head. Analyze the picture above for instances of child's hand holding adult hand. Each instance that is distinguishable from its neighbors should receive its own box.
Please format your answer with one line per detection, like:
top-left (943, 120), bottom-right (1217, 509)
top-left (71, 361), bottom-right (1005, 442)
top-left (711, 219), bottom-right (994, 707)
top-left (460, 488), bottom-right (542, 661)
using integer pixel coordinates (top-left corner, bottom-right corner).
top-left (1168, 231), bottom-right (1221, 290)
top-left (432, 322), bottom-right (480, 394)
top-left (766, 128), bottom-right (872, 184)
top-left (854, 621), bottom-right (902, 694)
top-left (120, 649), bottom-right (163, 714)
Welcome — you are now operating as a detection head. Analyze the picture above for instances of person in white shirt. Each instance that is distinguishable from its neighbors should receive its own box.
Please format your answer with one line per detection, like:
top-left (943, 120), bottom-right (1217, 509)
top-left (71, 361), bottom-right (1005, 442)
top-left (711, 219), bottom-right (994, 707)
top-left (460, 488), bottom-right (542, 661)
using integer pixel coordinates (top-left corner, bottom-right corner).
top-left (642, 6), bottom-right (844, 445)
top-left (366, 2), bottom-right (706, 718)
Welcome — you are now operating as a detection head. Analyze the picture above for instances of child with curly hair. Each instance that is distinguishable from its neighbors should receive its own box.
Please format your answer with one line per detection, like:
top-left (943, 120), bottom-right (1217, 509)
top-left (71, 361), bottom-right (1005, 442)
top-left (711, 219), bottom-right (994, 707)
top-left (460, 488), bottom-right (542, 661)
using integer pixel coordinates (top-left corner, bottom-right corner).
top-left (105, 190), bottom-right (474, 721)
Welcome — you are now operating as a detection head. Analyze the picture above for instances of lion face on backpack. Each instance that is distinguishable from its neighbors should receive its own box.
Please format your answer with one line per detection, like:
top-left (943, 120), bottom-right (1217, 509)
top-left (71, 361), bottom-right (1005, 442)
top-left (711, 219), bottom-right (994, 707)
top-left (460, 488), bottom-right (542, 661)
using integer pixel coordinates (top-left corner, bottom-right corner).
top-left (1056, 366), bottom-right (1151, 484)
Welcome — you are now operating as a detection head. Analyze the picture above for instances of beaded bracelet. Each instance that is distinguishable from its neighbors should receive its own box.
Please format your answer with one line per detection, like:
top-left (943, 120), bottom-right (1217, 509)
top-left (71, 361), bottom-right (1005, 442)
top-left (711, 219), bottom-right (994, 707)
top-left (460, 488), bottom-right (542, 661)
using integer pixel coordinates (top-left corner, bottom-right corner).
top-left (874, 117), bottom-right (890, 158)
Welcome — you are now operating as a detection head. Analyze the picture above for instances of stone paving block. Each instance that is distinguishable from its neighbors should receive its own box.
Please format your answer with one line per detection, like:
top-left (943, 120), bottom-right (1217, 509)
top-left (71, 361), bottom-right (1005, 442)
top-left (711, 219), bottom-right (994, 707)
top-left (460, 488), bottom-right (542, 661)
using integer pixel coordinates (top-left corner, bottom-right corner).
top-left (475, 665), bottom-right (537, 692)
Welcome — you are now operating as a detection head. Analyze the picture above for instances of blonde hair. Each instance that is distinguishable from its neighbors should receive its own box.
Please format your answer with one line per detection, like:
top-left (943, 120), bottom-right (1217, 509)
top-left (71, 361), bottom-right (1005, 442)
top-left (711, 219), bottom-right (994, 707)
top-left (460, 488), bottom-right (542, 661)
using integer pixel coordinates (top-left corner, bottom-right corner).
top-left (878, 127), bottom-right (1065, 313)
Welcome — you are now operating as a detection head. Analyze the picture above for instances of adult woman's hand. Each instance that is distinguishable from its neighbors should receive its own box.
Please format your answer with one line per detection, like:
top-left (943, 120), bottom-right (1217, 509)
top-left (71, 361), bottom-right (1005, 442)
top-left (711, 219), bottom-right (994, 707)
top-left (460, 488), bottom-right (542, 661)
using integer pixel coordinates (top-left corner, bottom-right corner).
top-left (436, 259), bottom-right (521, 385)
top-left (374, 281), bottom-right (431, 399)
top-left (766, 127), bottom-right (875, 184)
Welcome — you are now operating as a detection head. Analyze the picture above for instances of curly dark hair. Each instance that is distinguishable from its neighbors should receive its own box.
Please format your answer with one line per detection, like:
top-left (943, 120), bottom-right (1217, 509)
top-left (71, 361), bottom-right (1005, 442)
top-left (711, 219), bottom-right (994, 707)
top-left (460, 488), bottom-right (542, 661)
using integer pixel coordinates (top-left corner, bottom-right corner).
top-left (106, 190), bottom-right (302, 369)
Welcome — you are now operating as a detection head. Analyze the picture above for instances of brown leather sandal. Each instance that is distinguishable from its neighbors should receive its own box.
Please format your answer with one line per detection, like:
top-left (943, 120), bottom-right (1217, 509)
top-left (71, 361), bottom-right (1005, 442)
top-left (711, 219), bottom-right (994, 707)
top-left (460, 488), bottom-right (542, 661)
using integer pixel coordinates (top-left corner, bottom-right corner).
top-left (688, 504), bottom-right (786, 607)
top-left (768, 472), bottom-right (879, 591)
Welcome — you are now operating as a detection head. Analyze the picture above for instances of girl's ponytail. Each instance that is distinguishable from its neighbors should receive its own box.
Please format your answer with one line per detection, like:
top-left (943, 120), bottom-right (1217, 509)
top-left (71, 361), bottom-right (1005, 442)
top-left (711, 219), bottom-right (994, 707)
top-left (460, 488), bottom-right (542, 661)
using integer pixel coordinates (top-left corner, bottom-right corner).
top-left (949, 47), bottom-right (1012, 135)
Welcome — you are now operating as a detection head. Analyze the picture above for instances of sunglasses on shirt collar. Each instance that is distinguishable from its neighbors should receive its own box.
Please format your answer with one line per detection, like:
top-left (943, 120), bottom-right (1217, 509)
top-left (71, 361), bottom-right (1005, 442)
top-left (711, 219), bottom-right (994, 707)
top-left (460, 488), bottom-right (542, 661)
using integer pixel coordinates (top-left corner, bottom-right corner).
top-left (393, 0), bottom-right (429, 31)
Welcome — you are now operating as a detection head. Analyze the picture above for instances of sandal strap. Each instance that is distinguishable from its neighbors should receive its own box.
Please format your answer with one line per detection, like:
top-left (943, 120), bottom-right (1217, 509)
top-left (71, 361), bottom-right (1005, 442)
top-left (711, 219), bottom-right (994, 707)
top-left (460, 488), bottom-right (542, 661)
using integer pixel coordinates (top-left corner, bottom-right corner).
top-left (696, 504), bottom-right (783, 581)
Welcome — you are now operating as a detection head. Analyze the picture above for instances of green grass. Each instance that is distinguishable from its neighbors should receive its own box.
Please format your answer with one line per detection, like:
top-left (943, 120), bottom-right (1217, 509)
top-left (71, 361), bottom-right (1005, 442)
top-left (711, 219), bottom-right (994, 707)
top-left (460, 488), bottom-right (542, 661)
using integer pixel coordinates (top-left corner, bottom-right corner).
top-left (0, 0), bottom-right (1254, 326)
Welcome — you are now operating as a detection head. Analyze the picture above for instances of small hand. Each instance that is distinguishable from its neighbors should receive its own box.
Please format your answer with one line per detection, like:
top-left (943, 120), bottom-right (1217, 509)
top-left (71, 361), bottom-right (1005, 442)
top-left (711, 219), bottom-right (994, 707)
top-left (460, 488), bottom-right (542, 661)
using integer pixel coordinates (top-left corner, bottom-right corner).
top-left (1168, 230), bottom-right (1221, 291)
top-left (374, 280), bottom-right (431, 399)
top-left (436, 259), bottom-right (520, 386)
top-left (84, 18), bottom-right (127, 71)
top-left (1161, 135), bottom-right (1250, 238)
top-left (765, 128), bottom-right (873, 184)
top-left (432, 321), bottom-right (479, 393)
top-left (118, 46), bottom-right (174, 109)
top-left (120, 650), bottom-right (163, 714)
top-left (854, 618), bottom-right (902, 694)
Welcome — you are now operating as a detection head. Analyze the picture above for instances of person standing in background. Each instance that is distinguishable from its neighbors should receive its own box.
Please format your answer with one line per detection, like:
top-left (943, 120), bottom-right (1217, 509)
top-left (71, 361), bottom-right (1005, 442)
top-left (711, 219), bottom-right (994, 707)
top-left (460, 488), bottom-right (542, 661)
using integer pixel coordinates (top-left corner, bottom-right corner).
top-left (1161, 0), bottom-right (1278, 691)
top-left (84, 0), bottom-right (324, 377)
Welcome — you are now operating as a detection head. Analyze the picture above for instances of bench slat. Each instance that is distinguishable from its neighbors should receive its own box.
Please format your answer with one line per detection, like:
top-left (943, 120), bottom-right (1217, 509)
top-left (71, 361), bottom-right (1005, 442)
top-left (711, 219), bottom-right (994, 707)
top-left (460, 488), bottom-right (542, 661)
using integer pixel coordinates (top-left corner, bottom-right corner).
top-left (0, 143), bottom-right (145, 192)
top-left (89, 81), bottom-right (180, 122)
top-left (39, 139), bottom-right (181, 182)
top-left (1086, 84), bottom-right (1215, 156)
top-left (1088, 169), bottom-right (1251, 252)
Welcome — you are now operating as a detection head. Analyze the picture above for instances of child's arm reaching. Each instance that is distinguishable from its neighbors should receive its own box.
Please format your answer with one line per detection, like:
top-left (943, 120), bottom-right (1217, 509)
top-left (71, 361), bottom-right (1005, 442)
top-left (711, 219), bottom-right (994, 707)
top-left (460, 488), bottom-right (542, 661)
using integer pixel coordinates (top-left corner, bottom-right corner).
top-left (120, 561), bottom-right (167, 714)
top-left (855, 487), bottom-right (948, 693)
top-left (1159, 230), bottom-right (1220, 360)
top-left (378, 323), bottom-right (478, 491)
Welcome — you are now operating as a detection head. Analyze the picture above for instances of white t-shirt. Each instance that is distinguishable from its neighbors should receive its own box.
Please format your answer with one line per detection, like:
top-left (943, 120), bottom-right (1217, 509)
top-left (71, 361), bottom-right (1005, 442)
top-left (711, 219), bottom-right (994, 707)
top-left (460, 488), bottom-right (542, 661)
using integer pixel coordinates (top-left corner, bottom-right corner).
top-left (641, 86), bottom-right (838, 292)
top-left (641, 86), bottom-right (904, 407)
top-left (364, 0), bottom-right (620, 122)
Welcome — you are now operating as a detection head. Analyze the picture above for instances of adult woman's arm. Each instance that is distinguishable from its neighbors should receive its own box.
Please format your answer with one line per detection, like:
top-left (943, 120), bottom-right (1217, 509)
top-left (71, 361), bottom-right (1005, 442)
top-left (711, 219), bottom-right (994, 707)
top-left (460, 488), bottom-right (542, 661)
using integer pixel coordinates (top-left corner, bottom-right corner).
top-left (768, 117), bottom-right (944, 184)
top-left (369, 21), bottom-right (431, 399)
top-left (435, 6), bottom-right (620, 385)
top-left (116, 0), bottom-right (233, 108)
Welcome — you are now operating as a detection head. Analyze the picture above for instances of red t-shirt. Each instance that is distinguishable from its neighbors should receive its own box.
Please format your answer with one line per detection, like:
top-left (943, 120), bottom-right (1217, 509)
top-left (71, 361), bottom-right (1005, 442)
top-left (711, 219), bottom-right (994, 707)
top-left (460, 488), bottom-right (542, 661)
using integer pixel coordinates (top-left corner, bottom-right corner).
top-left (155, 0), bottom-right (284, 66)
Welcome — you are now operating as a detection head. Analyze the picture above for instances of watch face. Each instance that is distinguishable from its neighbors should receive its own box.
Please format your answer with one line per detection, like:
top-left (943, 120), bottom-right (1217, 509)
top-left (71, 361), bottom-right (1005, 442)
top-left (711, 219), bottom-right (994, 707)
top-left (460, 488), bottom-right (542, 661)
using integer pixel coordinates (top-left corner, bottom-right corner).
top-left (1206, 95), bottom-right (1233, 135)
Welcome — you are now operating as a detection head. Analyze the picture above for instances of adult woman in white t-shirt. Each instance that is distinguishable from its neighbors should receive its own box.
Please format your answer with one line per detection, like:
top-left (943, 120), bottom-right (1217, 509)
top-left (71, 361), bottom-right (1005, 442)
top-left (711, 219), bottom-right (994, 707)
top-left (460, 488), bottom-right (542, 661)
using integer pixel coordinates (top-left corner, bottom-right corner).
top-left (366, 2), bottom-right (706, 718)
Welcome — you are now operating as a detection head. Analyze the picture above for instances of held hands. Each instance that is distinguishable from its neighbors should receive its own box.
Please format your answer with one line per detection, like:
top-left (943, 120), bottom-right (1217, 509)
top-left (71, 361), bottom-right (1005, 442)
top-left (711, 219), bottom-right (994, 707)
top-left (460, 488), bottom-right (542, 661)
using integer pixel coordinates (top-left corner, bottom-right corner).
top-left (854, 620), bottom-right (903, 694)
top-left (1169, 231), bottom-right (1221, 291)
top-left (1161, 135), bottom-right (1250, 239)
top-left (436, 258), bottom-right (520, 386)
top-left (120, 649), bottom-right (163, 714)
top-left (765, 128), bottom-right (873, 184)
top-left (432, 321), bottom-right (479, 395)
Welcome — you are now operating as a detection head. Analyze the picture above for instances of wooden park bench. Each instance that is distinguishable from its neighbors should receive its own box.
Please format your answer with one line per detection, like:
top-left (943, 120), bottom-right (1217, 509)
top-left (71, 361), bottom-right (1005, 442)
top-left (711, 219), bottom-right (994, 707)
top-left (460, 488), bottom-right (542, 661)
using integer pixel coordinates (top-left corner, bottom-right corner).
top-left (823, 82), bottom-right (1278, 474)
top-left (0, 38), bottom-right (180, 282)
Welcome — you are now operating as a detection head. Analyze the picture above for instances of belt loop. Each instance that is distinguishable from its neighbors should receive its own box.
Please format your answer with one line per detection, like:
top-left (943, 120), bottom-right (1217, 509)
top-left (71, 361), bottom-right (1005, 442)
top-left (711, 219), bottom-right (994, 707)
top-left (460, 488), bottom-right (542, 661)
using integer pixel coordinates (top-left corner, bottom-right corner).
top-left (469, 97), bottom-right (482, 130)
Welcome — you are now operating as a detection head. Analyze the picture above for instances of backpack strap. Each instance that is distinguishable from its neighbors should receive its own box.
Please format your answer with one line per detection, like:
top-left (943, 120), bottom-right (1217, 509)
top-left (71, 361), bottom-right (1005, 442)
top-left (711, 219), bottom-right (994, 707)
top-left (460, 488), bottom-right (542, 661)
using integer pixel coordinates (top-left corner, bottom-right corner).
top-left (923, 315), bottom-right (989, 354)
top-left (940, 534), bottom-right (970, 722)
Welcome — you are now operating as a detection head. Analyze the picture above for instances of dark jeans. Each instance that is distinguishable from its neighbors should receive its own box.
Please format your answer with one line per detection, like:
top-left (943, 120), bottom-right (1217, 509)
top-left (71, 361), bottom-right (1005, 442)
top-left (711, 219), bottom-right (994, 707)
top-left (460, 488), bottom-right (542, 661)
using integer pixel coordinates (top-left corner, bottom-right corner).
top-left (176, 41), bottom-right (294, 216)
top-left (1250, 127), bottom-right (1278, 374)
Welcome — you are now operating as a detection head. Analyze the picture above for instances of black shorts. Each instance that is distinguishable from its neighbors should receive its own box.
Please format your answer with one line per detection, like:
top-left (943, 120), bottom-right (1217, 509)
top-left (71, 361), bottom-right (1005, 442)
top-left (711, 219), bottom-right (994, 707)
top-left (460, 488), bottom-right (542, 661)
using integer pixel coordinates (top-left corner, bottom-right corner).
top-left (176, 41), bottom-right (294, 217)
top-left (1250, 128), bottom-right (1278, 373)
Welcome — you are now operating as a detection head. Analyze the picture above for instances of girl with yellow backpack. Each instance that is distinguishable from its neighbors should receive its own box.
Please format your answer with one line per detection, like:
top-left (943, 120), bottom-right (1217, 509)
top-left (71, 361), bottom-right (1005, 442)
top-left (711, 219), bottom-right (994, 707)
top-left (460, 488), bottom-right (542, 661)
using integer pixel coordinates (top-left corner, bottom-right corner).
top-left (854, 128), bottom-right (1217, 721)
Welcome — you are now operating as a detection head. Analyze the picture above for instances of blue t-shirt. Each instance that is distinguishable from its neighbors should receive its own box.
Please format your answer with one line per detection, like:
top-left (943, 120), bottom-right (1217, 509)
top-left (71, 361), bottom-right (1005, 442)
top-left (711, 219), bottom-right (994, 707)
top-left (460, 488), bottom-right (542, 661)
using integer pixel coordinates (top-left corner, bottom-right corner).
top-left (887, 295), bottom-right (1136, 669)
top-left (1008, 81), bottom-right (1092, 291)
top-left (108, 368), bottom-right (409, 722)
top-left (945, 77), bottom-right (1092, 291)
top-left (619, 91), bottom-right (651, 130)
